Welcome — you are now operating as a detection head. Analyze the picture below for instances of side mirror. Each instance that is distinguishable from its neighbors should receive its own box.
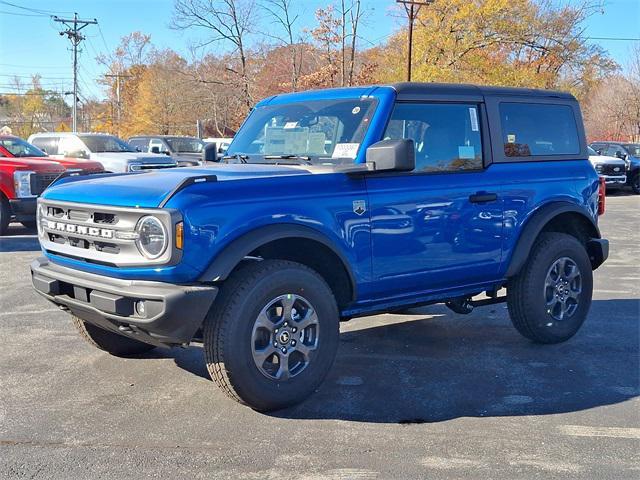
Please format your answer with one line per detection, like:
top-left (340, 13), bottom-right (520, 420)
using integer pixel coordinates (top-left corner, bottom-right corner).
top-left (616, 151), bottom-right (627, 160)
top-left (151, 146), bottom-right (160, 154)
top-left (202, 142), bottom-right (217, 163)
top-left (41, 147), bottom-right (48, 154)
top-left (65, 150), bottom-right (89, 159)
top-left (365, 139), bottom-right (415, 172)
top-left (135, 146), bottom-right (142, 152)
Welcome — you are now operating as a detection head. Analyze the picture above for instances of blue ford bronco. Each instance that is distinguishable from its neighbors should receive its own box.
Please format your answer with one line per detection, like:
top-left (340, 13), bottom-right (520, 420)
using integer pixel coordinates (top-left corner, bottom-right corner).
top-left (31, 83), bottom-right (609, 411)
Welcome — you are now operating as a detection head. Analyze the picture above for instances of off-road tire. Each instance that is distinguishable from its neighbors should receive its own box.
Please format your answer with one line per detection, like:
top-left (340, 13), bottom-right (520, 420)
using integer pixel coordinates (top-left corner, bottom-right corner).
top-left (203, 260), bottom-right (340, 411)
top-left (507, 232), bottom-right (593, 344)
top-left (71, 315), bottom-right (156, 356)
top-left (0, 195), bottom-right (10, 236)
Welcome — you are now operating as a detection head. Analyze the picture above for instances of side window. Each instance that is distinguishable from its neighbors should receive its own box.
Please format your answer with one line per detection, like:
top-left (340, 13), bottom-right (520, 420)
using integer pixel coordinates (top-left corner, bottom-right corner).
top-left (31, 136), bottom-right (59, 155)
top-left (500, 103), bottom-right (580, 157)
top-left (129, 138), bottom-right (150, 151)
top-left (604, 145), bottom-right (619, 157)
top-left (59, 136), bottom-right (89, 157)
top-left (383, 103), bottom-right (483, 172)
top-left (149, 139), bottom-right (169, 154)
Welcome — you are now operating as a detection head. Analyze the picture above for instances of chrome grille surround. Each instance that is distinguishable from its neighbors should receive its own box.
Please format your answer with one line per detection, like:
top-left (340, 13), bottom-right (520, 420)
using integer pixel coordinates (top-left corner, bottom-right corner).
top-left (38, 198), bottom-right (182, 267)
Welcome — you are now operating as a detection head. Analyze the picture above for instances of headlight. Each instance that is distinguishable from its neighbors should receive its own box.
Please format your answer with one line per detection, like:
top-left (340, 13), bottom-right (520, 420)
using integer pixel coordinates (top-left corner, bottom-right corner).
top-left (13, 170), bottom-right (34, 198)
top-left (135, 216), bottom-right (167, 259)
top-left (36, 202), bottom-right (45, 236)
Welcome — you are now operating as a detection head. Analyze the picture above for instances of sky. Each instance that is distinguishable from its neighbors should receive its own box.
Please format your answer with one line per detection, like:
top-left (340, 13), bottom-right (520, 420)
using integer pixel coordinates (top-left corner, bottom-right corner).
top-left (0, 0), bottom-right (638, 101)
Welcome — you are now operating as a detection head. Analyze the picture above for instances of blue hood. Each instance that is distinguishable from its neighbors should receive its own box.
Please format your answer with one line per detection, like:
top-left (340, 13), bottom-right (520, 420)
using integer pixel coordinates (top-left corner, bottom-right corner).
top-left (42, 164), bottom-right (311, 208)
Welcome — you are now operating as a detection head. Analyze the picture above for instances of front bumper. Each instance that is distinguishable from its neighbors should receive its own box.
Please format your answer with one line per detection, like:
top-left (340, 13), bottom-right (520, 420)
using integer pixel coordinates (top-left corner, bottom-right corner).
top-left (9, 197), bottom-right (37, 221)
top-left (31, 257), bottom-right (218, 347)
top-left (599, 174), bottom-right (627, 186)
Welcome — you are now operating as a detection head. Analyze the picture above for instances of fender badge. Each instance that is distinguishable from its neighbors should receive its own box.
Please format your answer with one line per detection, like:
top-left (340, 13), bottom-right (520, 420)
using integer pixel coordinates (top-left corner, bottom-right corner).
top-left (353, 200), bottom-right (366, 215)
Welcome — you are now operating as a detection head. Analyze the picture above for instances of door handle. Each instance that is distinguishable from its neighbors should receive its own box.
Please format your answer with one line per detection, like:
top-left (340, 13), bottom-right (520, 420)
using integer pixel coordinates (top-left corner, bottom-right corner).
top-left (469, 192), bottom-right (498, 203)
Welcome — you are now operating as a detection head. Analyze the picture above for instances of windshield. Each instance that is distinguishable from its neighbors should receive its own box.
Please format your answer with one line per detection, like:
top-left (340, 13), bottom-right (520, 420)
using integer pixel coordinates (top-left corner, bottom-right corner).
top-left (79, 135), bottom-right (135, 153)
top-left (0, 137), bottom-right (47, 157)
top-left (226, 98), bottom-right (378, 163)
top-left (165, 137), bottom-right (204, 153)
top-left (623, 144), bottom-right (640, 156)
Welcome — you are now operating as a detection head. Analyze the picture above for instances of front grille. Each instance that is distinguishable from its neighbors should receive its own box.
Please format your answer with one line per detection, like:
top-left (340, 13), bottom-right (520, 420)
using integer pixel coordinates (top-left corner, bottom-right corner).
top-left (599, 163), bottom-right (625, 176)
top-left (30, 173), bottom-right (60, 195)
top-left (38, 199), bottom-right (177, 267)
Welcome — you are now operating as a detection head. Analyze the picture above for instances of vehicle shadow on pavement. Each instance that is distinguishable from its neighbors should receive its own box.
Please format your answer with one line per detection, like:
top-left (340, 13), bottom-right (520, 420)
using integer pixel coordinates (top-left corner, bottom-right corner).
top-left (0, 225), bottom-right (40, 252)
top-left (266, 298), bottom-right (639, 423)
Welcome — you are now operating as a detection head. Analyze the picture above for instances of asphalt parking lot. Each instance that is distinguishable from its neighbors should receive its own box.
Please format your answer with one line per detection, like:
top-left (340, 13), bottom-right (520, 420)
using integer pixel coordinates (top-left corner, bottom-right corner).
top-left (0, 193), bottom-right (638, 479)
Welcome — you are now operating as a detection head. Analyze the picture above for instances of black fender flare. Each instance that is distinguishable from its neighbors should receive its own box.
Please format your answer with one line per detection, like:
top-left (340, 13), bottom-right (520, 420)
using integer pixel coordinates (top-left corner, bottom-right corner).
top-left (505, 201), bottom-right (601, 278)
top-left (198, 223), bottom-right (357, 299)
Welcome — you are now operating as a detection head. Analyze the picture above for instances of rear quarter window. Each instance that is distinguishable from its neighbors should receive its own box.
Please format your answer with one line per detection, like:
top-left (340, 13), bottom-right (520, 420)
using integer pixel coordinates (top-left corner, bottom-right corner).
top-left (499, 103), bottom-right (580, 157)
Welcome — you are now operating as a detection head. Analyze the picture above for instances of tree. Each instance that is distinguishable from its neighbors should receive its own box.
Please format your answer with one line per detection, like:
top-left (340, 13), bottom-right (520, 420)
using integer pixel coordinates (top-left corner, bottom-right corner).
top-left (172, 0), bottom-right (255, 112)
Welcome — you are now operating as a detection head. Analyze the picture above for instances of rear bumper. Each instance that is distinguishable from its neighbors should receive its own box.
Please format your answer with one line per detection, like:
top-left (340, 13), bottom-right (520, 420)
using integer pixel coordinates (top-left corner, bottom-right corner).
top-left (30, 257), bottom-right (218, 347)
top-left (9, 197), bottom-right (37, 221)
top-left (587, 238), bottom-right (609, 270)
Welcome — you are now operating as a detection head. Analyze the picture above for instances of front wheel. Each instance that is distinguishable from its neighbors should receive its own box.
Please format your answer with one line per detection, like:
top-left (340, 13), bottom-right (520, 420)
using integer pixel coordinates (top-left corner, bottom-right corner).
top-left (631, 174), bottom-right (640, 194)
top-left (203, 260), bottom-right (339, 411)
top-left (71, 315), bottom-right (156, 356)
top-left (507, 232), bottom-right (593, 344)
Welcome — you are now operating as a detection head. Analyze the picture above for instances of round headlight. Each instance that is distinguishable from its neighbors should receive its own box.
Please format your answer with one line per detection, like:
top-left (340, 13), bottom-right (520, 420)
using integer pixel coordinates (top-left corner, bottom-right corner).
top-left (135, 216), bottom-right (167, 259)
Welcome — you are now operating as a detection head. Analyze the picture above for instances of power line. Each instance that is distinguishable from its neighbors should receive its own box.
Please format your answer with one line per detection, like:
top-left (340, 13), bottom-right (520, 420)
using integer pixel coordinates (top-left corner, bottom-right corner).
top-left (0, 0), bottom-right (72, 16)
top-left (0, 9), bottom-right (45, 17)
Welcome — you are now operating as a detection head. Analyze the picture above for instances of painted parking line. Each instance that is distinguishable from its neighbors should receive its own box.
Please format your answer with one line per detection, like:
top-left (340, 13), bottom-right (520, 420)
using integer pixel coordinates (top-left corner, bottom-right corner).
top-left (558, 425), bottom-right (640, 439)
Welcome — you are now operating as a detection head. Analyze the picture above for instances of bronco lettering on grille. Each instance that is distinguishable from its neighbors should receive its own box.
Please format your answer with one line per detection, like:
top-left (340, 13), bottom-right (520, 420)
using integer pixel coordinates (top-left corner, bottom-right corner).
top-left (47, 220), bottom-right (114, 239)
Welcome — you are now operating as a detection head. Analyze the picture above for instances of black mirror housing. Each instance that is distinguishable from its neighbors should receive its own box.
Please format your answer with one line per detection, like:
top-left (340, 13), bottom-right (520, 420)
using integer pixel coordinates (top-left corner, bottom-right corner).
top-left (203, 142), bottom-right (217, 162)
top-left (365, 139), bottom-right (415, 172)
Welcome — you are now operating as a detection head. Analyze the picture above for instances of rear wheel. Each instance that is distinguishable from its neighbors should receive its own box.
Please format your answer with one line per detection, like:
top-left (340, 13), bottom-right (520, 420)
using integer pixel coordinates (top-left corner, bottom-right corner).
top-left (507, 232), bottom-right (593, 344)
top-left (71, 315), bottom-right (156, 356)
top-left (203, 260), bottom-right (339, 411)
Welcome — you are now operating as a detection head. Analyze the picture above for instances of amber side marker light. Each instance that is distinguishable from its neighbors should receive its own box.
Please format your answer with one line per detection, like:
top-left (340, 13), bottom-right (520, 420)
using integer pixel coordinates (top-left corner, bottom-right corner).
top-left (175, 222), bottom-right (184, 249)
top-left (598, 177), bottom-right (606, 216)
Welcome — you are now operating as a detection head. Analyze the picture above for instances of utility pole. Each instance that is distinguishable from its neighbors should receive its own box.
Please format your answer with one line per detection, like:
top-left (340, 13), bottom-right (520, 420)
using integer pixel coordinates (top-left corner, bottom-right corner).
top-left (54, 13), bottom-right (97, 132)
top-left (105, 73), bottom-right (132, 135)
top-left (396, 0), bottom-right (433, 82)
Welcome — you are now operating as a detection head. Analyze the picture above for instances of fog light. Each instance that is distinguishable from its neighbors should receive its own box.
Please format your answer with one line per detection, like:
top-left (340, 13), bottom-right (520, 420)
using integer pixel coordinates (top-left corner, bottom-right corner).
top-left (135, 300), bottom-right (146, 317)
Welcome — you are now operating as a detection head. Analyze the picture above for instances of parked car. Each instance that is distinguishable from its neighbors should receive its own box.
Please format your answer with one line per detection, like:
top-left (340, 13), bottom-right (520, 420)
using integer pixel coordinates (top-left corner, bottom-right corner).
top-left (31, 83), bottom-right (608, 411)
top-left (28, 133), bottom-right (178, 173)
top-left (0, 156), bottom-right (64, 234)
top-left (587, 146), bottom-right (626, 189)
top-left (128, 135), bottom-right (212, 167)
top-left (590, 141), bottom-right (640, 193)
top-left (0, 135), bottom-right (104, 174)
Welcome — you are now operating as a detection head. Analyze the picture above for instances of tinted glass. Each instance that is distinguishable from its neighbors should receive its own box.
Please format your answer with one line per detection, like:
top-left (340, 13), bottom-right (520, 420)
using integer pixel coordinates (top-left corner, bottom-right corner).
top-left (0, 137), bottom-right (48, 157)
top-left (623, 144), bottom-right (640, 156)
top-left (165, 137), bottom-right (204, 153)
top-left (227, 98), bottom-right (377, 162)
top-left (129, 138), bottom-right (150, 151)
top-left (79, 135), bottom-right (135, 153)
top-left (383, 103), bottom-right (483, 172)
top-left (31, 136), bottom-right (59, 155)
top-left (500, 103), bottom-right (579, 157)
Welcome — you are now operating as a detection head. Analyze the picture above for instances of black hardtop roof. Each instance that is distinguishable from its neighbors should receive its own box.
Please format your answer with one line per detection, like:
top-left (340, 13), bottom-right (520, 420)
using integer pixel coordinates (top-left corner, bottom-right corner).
top-left (389, 82), bottom-right (576, 100)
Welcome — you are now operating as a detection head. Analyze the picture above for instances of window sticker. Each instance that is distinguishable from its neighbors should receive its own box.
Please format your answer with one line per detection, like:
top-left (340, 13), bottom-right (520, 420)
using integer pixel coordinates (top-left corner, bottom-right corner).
top-left (308, 133), bottom-right (326, 154)
top-left (284, 121), bottom-right (298, 129)
top-left (332, 143), bottom-right (360, 159)
top-left (507, 134), bottom-right (516, 144)
top-left (458, 146), bottom-right (475, 159)
top-left (469, 107), bottom-right (479, 131)
top-left (352, 106), bottom-right (361, 115)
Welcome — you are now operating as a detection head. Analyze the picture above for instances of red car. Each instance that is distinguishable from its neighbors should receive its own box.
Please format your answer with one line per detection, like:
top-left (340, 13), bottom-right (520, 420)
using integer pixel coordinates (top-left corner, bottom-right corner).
top-left (0, 135), bottom-right (104, 173)
top-left (0, 156), bottom-right (65, 234)
top-left (0, 135), bottom-right (103, 234)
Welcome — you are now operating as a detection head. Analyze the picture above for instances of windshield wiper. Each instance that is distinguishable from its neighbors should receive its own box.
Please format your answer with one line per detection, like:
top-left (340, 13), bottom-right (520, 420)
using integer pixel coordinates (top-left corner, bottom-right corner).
top-left (263, 154), bottom-right (312, 165)
top-left (222, 153), bottom-right (250, 163)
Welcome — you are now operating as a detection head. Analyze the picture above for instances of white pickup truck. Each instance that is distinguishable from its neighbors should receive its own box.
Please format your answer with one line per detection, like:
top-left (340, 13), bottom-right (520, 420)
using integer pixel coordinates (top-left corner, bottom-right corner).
top-left (28, 133), bottom-right (178, 173)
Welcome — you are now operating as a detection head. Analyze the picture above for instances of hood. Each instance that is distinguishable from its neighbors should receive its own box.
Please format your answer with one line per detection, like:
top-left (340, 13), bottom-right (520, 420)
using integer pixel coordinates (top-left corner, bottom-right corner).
top-left (42, 163), bottom-right (312, 208)
top-left (588, 155), bottom-right (626, 166)
top-left (9, 155), bottom-right (104, 172)
top-left (0, 157), bottom-right (64, 172)
top-left (92, 152), bottom-right (176, 164)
